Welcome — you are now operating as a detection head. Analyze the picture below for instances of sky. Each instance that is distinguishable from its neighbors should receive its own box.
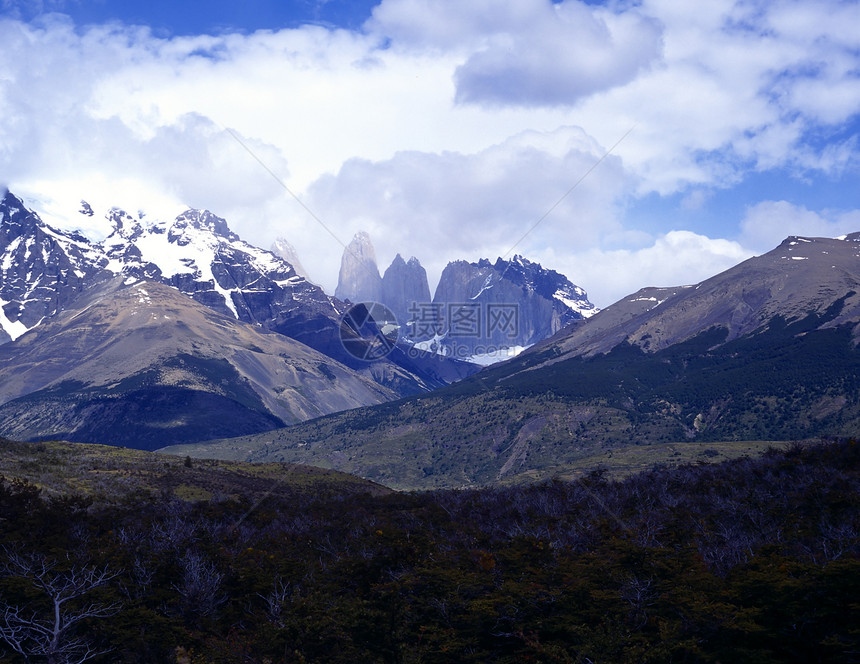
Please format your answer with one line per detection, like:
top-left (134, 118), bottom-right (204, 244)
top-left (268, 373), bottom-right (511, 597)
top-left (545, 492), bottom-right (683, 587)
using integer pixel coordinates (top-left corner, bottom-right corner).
top-left (1, 0), bottom-right (859, 307)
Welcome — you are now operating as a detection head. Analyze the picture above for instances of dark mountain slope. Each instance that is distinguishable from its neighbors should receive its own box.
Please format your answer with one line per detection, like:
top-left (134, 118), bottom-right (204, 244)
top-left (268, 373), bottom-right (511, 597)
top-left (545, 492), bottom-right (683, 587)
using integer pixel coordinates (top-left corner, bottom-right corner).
top-left (0, 277), bottom-right (397, 449)
top-left (530, 233), bottom-right (860, 362)
top-left (162, 234), bottom-right (860, 489)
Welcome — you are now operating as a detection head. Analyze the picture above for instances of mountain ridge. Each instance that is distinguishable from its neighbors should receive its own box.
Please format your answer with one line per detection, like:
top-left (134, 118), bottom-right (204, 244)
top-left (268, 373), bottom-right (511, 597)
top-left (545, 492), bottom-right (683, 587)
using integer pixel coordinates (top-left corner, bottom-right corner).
top-left (1, 190), bottom-right (480, 397)
top-left (161, 232), bottom-right (860, 489)
top-left (0, 276), bottom-right (398, 448)
top-left (513, 233), bottom-right (860, 372)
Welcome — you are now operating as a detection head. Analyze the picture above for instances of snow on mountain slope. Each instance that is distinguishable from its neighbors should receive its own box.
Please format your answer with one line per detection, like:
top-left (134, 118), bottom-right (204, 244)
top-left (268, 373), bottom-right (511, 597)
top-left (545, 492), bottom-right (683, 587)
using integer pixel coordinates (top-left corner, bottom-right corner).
top-left (2, 190), bottom-right (480, 398)
top-left (101, 206), bottom-right (335, 322)
top-left (1, 190), bottom-right (109, 342)
top-left (1, 190), bottom-right (335, 342)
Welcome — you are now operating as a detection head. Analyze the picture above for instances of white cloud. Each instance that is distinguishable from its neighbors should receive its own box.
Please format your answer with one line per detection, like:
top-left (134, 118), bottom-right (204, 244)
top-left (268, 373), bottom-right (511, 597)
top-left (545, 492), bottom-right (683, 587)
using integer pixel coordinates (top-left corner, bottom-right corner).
top-left (557, 0), bottom-right (860, 192)
top-left (740, 201), bottom-right (860, 252)
top-left (560, 231), bottom-right (752, 307)
top-left (300, 125), bottom-right (631, 293)
top-left (368, 0), bottom-right (663, 106)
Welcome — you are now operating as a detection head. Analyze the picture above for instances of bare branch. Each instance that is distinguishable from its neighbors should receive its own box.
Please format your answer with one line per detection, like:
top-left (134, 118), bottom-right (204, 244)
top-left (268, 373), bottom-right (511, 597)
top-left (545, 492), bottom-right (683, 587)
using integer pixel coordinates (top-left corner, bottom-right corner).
top-left (0, 551), bottom-right (121, 663)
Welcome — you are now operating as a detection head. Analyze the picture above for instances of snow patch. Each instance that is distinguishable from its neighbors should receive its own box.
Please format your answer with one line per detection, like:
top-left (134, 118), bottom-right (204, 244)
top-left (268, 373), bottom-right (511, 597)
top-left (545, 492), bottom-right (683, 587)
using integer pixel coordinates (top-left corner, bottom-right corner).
top-left (470, 274), bottom-right (496, 300)
top-left (411, 334), bottom-right (449, 356)
top-left (554, 289), bottom-right (598, 317)
top-left (468, 345), bottom-right (529, 366)
top-left (0, 299), bottom-right (29, 341)
top-left (1, 237), bottom-right (22, 271)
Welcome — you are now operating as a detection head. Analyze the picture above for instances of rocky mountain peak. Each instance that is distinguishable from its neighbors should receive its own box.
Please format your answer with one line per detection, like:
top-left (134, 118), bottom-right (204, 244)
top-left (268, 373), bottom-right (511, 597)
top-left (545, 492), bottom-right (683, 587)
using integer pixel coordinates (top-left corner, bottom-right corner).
top-left (172, 209), bottom-right (237, 241)
top-left (105, 208), bottom-right (149, 242)
top-left (428, 255), bottom-right (596, 359)
top-left (381, 253), bottom-right (432, 329)
top-left (271, 237), bottom-right (310, 280)
top-left (1, 192), bottom-right (109, 342)
top-left (335, 231), bottom-right (383, 303)
top-left (1, 190), bottom-right (38, 243)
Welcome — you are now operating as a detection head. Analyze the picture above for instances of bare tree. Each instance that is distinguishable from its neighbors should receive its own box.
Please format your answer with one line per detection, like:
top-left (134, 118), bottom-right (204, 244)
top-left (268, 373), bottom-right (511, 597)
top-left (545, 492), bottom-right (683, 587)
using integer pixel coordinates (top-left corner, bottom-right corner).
top-left (173, 550), bottom-right (227, 620)
top-left (257, 577), bottom-right (291, 628)
top-left (620, 575), bottom-right (657, 629)
top-left (0, 551), bottom-right (120, 664)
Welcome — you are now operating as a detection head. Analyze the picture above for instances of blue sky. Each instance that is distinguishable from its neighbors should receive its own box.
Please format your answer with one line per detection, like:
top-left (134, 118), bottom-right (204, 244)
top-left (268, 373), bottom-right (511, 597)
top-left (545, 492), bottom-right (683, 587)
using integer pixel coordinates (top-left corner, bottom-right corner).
top-left (3, 1), bottom-right (382, 33)
top-left (2, 0), bottom-right (859, 306)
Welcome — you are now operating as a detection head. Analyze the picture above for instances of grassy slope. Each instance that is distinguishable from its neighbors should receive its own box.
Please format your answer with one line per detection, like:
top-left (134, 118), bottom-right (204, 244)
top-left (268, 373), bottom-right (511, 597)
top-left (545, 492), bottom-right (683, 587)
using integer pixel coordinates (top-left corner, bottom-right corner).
top-left (0, 436), bottom-right (390, 503)
top-left (161, 318), bottom-right (860, 491)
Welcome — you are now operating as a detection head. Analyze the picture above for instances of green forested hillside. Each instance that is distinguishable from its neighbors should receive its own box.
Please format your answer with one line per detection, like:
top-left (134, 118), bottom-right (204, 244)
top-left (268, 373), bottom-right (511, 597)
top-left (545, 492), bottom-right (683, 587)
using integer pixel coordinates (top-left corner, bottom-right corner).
top-left (0, 438), bottom-right (858, 663)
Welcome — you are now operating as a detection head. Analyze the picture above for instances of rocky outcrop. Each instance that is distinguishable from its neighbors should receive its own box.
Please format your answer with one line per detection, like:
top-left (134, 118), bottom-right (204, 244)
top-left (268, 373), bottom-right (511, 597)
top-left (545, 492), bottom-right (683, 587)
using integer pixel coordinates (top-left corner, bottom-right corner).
top-left (271, 237), bottom-right (311, 281)
top-left (381, 254), bottom-right (432, 331)
top-left (334, 231), bottom-right (383, 304)
top-left (429, 254), bottom-right (596, 356)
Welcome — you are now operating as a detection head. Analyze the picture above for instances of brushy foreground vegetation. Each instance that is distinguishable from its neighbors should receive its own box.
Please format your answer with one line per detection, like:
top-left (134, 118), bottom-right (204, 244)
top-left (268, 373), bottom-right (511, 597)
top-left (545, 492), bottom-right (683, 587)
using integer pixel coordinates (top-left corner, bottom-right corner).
top-left (1, 439), bottom-right (859, 663)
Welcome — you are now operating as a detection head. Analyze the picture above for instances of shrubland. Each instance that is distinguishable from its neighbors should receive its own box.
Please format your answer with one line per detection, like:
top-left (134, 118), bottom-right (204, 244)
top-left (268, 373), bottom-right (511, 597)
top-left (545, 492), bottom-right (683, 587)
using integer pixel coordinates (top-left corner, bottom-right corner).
top-left (0, 438), bottom-right (858, 663)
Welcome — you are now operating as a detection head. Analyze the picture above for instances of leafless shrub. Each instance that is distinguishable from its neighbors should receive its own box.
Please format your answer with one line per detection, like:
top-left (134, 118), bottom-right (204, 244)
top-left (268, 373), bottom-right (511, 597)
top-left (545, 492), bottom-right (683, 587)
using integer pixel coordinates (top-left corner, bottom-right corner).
top-left (172, 550), bottom-right (227, 620)
top-left (0, 551), bottom-right (120, 664)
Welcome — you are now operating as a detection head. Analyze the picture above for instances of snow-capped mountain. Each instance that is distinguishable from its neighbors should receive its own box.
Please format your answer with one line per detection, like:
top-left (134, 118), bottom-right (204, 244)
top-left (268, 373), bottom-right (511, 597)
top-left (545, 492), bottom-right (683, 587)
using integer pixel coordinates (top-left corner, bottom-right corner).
top-left (495, 253), bottom-right (597, 320)
top-left (1, 190), bottom-right (336, 340)
top-left (100, 206), bottom-right (337, 325)
top-left (1, 189), bottom-right (478, 398)
top-left (0, 191), bottom-right (109, 342)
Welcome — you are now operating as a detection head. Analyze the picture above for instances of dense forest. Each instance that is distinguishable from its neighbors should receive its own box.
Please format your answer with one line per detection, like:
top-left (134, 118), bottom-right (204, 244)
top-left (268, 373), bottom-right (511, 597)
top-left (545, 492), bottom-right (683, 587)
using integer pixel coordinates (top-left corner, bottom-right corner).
top-left (1, 439), bottom-right (859, 663)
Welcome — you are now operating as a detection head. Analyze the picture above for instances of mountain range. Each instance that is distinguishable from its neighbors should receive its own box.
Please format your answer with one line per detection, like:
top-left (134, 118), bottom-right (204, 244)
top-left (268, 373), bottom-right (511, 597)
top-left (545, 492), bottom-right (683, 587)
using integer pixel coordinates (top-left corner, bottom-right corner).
top-left (334, 231), bottom-right (596, 361)
top-left (162, 233), bottom-right (860, 489)
top-left (6, 185), bottom-right (857, 485)
top-left (0, 189), bottom-right (595, 448)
